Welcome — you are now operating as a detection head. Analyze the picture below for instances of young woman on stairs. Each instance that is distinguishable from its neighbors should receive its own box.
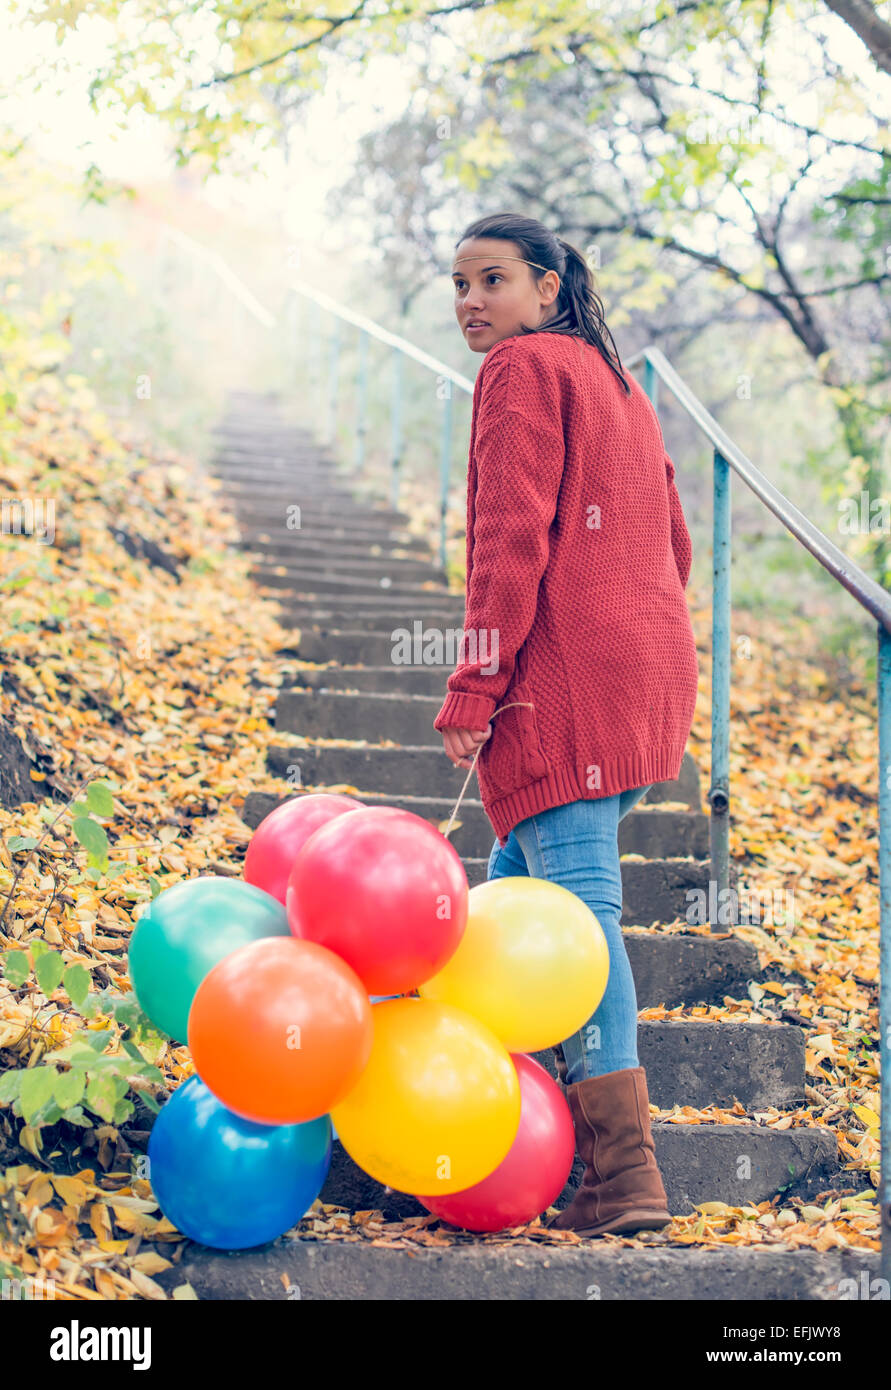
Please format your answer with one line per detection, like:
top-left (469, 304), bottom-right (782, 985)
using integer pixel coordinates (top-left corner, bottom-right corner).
top-left (433, 211), bottom-right (699, 1238)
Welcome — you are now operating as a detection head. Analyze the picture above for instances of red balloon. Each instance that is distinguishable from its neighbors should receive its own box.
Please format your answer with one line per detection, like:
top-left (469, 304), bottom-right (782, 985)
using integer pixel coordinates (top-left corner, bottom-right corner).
top-left (413, 1053), bottom-right (575, 1231)
top-left (245, 793), bottom-right (363, 904)
top-left (286, 807), bottom-right (468, 995)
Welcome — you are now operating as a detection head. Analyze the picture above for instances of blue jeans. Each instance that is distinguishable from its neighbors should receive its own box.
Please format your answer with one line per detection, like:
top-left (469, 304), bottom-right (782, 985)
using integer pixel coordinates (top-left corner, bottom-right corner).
top-left (486, 788), bottom-right (653, 1085)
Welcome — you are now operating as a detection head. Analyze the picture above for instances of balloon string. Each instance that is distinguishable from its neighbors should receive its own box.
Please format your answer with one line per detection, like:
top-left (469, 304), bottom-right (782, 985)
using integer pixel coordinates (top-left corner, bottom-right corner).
top-left (441, 702), bottom-right (535, 844)
top-left (396, 703), bottom-right (536, 999)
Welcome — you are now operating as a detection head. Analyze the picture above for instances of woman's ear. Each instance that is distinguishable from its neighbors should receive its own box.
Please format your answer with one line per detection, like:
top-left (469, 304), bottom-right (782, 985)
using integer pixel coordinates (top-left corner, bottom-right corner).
top-left (542, 270), bottom-right (560, 305)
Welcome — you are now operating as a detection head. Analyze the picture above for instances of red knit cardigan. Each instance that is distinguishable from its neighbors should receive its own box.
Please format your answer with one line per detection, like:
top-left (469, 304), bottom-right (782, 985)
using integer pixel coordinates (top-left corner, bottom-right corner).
top-left (432, 330), bottom-right (699, 847)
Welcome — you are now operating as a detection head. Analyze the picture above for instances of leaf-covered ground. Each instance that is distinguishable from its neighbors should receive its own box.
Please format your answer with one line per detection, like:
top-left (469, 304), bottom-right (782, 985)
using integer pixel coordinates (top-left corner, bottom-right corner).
top-left (0, 380), bottom-right (880, 1299)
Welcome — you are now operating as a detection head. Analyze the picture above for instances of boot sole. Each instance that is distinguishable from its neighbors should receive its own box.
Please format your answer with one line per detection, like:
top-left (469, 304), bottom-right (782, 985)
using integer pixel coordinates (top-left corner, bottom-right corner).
top-left (556, 1208), bottom-right (672, 1238)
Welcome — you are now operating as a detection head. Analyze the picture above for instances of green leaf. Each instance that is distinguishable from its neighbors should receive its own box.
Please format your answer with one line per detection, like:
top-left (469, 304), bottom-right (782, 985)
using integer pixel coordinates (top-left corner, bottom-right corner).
top-left (62, 963), bottom-right (91, 1008)
top-left (121, 1038), bottom-right (146, 1062)
top-left (29, 940), bottom-right (50, 961)
top-left (140, 1092), bottom-right (161, 1114)
top-left (2, 950), bottom-right (31, 987)
top-left (34, 951), bottom-right (65, 996)
top-left (112, 996), bottom-right (141, 1029)
top-left (53, 1068), bottom-right (85, 1109)
top-left (19, 1067), bottom-right (58, 1124)
top-left (7, 835), bottom-right (38, 852)
top-left (85, 782), bottom-right (115, 817)
top-left (113, 1097), bottom-right (135, 1124)
top-left (61, 1104), bottom-right (90, 1127)
top-left (85, 1072), bottom-right (117, 1121)
top-left (70, 800), bottom-right (91, 818)
top-left (81, 1028), bottom-right (112, 1052)
top-left (72, 816), bottom-right (108, 862)
top-left (148, 875), bottom-right (161, 900)
top-left (0, 1069), bottom-right (22, 1103)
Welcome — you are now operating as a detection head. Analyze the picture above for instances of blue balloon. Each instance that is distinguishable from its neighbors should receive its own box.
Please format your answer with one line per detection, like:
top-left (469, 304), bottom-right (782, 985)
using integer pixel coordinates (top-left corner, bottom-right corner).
top-left (148, 1076), bottom-right (332, 1249)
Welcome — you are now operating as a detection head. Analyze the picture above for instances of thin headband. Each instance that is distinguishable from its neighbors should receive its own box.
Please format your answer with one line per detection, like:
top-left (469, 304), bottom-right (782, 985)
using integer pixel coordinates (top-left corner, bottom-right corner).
top-left (452, 254), bottom-right (553, 273)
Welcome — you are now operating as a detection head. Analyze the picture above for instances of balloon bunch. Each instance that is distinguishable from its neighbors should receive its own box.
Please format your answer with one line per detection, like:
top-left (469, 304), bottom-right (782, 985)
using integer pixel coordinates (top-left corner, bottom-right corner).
top-left (129, 794), bottom-right (610, 1247)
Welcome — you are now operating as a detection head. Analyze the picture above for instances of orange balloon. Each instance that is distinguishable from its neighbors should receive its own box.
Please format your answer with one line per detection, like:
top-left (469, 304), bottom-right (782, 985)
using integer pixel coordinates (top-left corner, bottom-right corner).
top-left (188, 936), bottom-right (372, 1125)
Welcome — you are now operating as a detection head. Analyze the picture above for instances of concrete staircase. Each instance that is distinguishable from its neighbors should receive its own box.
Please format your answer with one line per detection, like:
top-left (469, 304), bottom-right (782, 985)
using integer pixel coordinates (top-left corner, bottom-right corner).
top-left (195, 389), bottom-right (873, 1299)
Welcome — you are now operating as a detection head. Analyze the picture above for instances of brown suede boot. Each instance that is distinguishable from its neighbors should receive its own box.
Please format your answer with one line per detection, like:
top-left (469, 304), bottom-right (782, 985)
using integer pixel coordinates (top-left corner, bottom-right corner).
top-left (547, 1065), bottom-right (671, 1237)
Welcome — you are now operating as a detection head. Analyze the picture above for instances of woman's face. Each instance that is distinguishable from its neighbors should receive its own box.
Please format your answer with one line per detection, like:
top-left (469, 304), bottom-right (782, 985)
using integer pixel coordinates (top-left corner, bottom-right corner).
top-left (451, 237), bottom-right (560, 353)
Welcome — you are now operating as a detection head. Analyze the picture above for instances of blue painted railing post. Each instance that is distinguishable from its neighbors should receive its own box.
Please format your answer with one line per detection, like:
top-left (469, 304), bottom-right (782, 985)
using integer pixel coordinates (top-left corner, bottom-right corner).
top-left (355, 329), bottom-right (369, 474)
top-left (390, 347), bottom-right (403, 510)
top-left (710, 449), bottom-right (731, 929)
top-left (325, 317), bottom-right (341, 446)
top-left (644, 356), bottom-right (658, 411)
top-left (439, 385), bottom-right (453, 574)
top-left (877, 622), bottom-right (891, 1287)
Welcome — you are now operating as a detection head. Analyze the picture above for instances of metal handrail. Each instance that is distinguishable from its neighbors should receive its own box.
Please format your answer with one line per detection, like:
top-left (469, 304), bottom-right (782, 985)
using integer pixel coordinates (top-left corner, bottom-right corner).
top-left (626, 346), bottom-right (891, 633)
top-left (288, 278), bottom-right (474, 394)
top-left (157, 223), bottom-right (276, 328)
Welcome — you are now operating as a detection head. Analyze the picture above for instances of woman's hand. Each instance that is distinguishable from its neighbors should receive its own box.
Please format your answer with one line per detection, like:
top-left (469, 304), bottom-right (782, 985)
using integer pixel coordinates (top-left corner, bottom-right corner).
top-left (442, 724), bottom-right (492, 770)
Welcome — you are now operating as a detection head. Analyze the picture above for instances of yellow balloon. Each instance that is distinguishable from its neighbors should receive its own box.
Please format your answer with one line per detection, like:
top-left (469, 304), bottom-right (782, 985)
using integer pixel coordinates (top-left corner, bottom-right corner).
top-left (418, 877), bottom-right (610, 1052)
top-left (330, 998), bottom-right (521, 1195)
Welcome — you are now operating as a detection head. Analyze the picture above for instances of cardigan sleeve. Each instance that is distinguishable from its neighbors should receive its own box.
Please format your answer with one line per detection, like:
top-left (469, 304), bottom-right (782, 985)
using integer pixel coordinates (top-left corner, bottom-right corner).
top-left (665, 449), bottom-right (692, 590)
top-left (433, 347), bottom-right (565, 731)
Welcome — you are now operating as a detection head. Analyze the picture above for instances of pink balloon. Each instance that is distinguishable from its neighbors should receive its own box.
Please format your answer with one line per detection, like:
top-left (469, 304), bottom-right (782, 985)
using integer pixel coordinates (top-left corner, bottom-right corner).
top-left (244, 793), bottom-right (363, 904)
top-left (414, 1053), bottom-right (575, 1232)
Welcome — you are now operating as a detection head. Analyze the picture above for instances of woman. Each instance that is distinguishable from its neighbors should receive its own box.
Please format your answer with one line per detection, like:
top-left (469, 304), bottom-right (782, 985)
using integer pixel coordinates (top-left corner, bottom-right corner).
top-left (433, 211), bottom-right (699, 1237)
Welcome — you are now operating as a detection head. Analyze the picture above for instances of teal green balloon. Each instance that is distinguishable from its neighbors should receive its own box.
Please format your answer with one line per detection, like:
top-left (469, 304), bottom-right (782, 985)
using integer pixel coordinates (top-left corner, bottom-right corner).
top-left (128, 877), bottom-right (290, 1042)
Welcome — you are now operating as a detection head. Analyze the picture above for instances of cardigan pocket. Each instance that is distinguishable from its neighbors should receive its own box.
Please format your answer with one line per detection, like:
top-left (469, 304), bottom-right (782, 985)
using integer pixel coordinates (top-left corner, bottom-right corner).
top-left (480, 679), bottom-right (550, 795)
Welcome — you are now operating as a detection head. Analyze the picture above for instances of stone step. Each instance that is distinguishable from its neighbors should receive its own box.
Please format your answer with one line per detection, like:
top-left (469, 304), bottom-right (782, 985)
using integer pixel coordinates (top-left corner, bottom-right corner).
top-left (208, 444), bottom-right (335, 463)
top-left (317, 1119), bottom-right (844, 1225)
top-left (208, 450), bottom-right (341, 468)
top-left (602, 925), bottom-right (758, 1004)
top-left (242, 531), bottom-right (433, 558)
top-left (460, 857), bottom-right (488, 888)
top-left (280, 606), bottom-right (465, 628)
top-left (212, 483), bottom-right (411, 522)
top-left (251, 568), bottom-right (452, 598)
top-left (532, 1018), bottom-right (807, 1111)
top-left (209, 467), bottom-right (358, 491)
top-left (221, 495), bottom-right (409, 524)
top-left (157, 1226), bottom-right (871, 1302)
top-left (209, 425), bottom-right (322, 442)
top-left (230, 508), bottom-right (428, 539)
top-left (291, 630), bottom-right (464, 666)
top-left (291, 663), bottom-right (476, 696)
top-left (250, 560), bottom-right (448, 587)
top-left (243, 787), bottom-right (711, 861)
top-left (208, 463), bottom-right (362, 487)
top-left (271, 687), bottom-right (458, 741)
top-left (278, 600), bottom-right (465, 623)
top-left (209, 437), bottom-right (326, 453)
top-left (265, 740), bottom-right (701, 812)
